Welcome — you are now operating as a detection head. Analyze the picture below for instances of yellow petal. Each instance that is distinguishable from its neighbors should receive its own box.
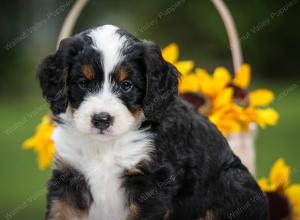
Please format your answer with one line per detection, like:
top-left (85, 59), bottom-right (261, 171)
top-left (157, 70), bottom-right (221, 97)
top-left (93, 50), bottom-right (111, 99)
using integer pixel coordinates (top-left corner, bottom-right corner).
top-left (285, 184), bottom-right (300, 219)
top-left (175, 61), bottom-right (194, 76)
top-left (22, 136), bottom-right (38, 149)
top-left (213, 88), bottom-right (233, 109)
top-left (258, 178), bottom-right (277, 192)
top-left (214, 118), bottom-right (241, 135)
top-left (212, 67), bottom-right (232, 92)
top-left (233, 64), bottom-right (251, 89)
top-left (179, 73), bottom-right (201, 93)
top-left (22, 115), bottom-right (55, 170)
top-left (195, 68), bottom-right (214, 96)
top-left (256, 108), bottom-right (279, 127)
top-left (38, 142), bottom-right (55, 170)
top-left (270, 158), bottom-right (290, 191)
top-left (162, 43), bottom-right (179, 64)
top-left (209, 107), bottom-right (241, 135)
top-left (249, 89), bottom-right (274, 107)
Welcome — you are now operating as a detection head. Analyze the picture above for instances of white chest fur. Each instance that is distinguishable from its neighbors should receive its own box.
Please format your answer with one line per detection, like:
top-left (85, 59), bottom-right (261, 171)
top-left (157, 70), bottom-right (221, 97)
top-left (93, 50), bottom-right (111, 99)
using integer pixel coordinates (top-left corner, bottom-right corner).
top-left (52, 125), bottom-right (153, 220)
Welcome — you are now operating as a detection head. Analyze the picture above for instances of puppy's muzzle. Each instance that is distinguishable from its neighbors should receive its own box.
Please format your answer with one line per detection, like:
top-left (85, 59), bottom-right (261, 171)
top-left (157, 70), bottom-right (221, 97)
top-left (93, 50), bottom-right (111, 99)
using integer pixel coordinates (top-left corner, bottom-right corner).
top-left (92, 112), bottom-right (113, 132)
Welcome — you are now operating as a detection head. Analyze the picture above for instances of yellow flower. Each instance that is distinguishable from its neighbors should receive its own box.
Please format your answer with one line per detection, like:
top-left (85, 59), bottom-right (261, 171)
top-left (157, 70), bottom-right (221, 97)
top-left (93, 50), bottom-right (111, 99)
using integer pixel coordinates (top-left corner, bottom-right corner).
top-left (258, 159), bottom-right (300, 220)
top-left (176, 66), bottom-right (236, 134)
top-left (201, 64), bottom-right (279, 133)
top-left (22, 115), bottom-right (55, 170)
top-left (162, 43), bottom-right (194, 76)
top-left (258, 158), bottom-right (290, 192)
top-left (174, 60), bottom-right (279, 134)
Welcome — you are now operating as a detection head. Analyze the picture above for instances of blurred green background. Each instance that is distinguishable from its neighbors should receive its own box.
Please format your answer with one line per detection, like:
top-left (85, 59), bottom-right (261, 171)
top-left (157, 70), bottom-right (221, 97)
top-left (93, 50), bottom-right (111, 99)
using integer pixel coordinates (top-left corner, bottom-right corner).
top-left (0, 0), bottom-right (299, 219)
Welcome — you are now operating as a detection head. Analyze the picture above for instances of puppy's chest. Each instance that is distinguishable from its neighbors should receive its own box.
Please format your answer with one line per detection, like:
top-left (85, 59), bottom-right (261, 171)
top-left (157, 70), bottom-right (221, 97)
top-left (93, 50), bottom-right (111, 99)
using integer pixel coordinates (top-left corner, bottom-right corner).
top-left (54, 128), bottom-right (152, 220)
top-left (83, 151), bottom-right (128, 220)
top-left (84, 144), bottom-right (149, 220)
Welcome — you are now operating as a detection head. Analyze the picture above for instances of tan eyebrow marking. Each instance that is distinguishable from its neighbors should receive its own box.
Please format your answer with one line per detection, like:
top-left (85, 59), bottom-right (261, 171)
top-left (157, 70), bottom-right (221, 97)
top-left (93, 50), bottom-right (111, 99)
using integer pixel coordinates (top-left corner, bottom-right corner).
top-left (118, 66), bottom-right (128, 82)
top-left (82, 64), bottom-right (95, 80)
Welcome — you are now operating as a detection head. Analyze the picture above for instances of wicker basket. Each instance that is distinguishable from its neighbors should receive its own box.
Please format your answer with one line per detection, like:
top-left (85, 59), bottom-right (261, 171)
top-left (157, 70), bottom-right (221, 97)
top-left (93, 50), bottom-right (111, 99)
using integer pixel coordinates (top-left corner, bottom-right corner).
top-left (227, 125), bottom-right (257, 175)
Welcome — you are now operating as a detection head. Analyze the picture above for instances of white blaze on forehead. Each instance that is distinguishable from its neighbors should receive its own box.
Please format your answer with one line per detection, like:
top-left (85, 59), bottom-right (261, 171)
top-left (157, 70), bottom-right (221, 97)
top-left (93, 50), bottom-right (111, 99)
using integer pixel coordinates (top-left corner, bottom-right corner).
top-left (72, 25), bottom-right (137, 138)
top-left (89, 25), bottom-right (126, 77)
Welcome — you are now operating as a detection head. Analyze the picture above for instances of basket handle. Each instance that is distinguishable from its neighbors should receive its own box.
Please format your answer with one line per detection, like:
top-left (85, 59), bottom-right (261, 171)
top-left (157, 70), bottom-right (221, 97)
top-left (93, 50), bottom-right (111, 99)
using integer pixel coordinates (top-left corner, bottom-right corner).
top-left (57, 0), bottom-right (243, 73)
top-left (56, 0), bottom-right (89, 48)
top-left (211, 0), bottom-right (243, 72)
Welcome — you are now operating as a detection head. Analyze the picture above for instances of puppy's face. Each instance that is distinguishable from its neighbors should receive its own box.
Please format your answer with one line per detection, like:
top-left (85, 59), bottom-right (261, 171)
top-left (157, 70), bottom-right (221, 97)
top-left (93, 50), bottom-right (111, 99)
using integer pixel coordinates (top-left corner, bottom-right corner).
top-left (67, 27), bottom-right (146, 137)
top-left (38, 25), bottom-right (178, 139)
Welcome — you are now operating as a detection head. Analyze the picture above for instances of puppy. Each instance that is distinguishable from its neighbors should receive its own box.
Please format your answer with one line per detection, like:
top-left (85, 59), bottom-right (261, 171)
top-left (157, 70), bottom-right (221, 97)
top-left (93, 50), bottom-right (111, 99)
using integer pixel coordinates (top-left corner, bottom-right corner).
top-left (38, 25), bottom-right (268, 220)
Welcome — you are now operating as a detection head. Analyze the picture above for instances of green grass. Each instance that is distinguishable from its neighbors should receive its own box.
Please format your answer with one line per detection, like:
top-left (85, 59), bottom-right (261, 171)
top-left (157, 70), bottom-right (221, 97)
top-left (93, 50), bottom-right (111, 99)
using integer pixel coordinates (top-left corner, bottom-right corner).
top-left (0, 81), bottom-right (299, 219)
top-left (255, 81), bottom-right (300, 182)
top-left (0, 98), bottom-right (50, 220)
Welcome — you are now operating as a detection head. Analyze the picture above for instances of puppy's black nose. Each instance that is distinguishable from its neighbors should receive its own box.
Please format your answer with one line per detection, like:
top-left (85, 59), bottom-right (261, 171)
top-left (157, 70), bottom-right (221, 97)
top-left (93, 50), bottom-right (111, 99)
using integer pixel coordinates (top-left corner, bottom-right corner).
top-left (91, 112), bottom-right (113, 130)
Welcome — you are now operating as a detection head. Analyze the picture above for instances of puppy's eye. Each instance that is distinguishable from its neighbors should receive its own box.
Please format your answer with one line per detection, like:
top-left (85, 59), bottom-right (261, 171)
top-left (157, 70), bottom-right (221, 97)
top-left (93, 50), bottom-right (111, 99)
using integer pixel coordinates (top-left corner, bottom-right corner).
top-left (120, 80), bottom-right (133, 92)
top-left (78, 78), bottom-right (88, 90)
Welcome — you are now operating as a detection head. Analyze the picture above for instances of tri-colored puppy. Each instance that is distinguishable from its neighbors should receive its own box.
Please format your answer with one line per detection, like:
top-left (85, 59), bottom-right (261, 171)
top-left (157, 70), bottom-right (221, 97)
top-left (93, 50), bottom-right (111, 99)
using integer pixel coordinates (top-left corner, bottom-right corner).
top-left (38, 25), bottom-right (268, 220)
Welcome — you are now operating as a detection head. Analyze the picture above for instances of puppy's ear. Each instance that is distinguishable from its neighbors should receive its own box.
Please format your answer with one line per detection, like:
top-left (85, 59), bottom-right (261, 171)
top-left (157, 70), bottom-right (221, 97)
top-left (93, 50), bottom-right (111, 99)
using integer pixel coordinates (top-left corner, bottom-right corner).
top-left (142, 41), bottom-right (179, 121)
top-left (37, 38), bottom-right (73, 115)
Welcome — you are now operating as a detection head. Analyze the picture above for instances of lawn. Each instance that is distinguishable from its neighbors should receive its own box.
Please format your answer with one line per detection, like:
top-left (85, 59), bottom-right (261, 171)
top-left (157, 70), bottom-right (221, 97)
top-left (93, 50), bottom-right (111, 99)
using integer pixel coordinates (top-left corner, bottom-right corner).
top-left (0, 81), bottom-right (299, 220)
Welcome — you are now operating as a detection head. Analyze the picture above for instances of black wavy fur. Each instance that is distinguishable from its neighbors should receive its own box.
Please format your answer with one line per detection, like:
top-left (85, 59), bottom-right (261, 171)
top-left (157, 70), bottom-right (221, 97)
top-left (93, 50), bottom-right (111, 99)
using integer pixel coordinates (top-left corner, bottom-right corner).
top-left (123, 99), bottom-right (269, 219)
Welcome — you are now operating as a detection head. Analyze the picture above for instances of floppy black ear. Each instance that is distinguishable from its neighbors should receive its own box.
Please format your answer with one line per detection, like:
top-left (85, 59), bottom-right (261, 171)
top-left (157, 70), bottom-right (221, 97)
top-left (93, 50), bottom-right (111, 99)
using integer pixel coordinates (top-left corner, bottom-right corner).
top-left (142, 41), bottom-right (179, 122)
top-left (37, 38), bottom-right (73, 115)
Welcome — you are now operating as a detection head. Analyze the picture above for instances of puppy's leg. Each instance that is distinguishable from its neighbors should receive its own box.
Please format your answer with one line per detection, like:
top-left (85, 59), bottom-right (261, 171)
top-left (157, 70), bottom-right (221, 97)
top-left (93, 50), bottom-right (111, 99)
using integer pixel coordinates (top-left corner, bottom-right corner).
top-left (45, 166), bottom-right (92, 220)
top-left (125, 200), bottom-right (169, 220)
top-left (46, 199), bottom-right (86, 220)
top-left (210, 159), bottom-right (269, 220)
top-left (123, 165), bottom-right (176, 220)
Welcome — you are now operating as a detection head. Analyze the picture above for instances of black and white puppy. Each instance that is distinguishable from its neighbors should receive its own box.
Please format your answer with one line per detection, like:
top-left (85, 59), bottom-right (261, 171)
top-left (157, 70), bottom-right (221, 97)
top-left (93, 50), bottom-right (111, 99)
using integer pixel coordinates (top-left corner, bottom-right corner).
top-left (38, 25), bottom-right (268, 220)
